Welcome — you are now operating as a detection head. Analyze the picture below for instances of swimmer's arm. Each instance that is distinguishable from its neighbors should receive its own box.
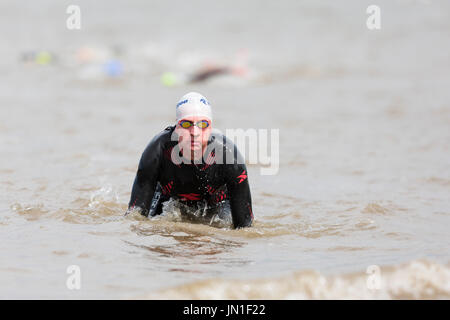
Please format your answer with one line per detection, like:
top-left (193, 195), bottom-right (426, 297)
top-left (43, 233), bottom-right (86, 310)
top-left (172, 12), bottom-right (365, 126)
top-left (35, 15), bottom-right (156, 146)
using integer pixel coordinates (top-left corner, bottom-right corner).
top-left (226, 164), bottom-right (254, 229)
top-left (126, 138), bottom-right (162, 217)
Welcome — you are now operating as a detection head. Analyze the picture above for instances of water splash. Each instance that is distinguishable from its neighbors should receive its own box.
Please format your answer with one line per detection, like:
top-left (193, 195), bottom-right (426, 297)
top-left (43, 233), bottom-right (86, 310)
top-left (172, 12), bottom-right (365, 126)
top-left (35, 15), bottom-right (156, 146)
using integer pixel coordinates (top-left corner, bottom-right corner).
top-left (89, 185), bottom-right (119, 209)
top-left (143, 259), bottom-right (450, 299)
top-left (152, 199), bottom-right (233, 229)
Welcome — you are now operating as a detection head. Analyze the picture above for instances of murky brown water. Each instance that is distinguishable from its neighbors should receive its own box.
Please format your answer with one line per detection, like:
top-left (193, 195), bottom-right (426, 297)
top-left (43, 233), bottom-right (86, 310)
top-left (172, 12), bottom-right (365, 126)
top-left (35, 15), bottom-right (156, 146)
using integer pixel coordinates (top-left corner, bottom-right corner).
top-left (0, 0), bottom-right (449, 299)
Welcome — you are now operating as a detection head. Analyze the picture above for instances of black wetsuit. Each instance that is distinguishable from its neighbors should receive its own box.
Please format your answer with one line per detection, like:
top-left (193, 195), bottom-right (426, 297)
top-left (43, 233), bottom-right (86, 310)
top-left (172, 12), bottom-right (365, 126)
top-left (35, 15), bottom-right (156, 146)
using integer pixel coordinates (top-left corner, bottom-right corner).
top-left (127, 126), bottom-right (253, 228)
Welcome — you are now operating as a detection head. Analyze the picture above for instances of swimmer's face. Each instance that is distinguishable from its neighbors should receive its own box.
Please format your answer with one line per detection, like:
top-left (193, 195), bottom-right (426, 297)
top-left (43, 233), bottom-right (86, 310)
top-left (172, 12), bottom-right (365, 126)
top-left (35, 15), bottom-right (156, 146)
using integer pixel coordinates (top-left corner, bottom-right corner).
top-left (175, 116), bottom-right (212, 158)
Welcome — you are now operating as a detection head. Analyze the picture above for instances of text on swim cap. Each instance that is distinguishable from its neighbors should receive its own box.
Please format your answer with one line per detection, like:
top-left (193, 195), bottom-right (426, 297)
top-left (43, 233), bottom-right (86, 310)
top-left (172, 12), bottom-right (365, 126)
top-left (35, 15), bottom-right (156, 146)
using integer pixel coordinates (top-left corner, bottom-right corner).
top-left (176, 99), bottom-right (188, 108)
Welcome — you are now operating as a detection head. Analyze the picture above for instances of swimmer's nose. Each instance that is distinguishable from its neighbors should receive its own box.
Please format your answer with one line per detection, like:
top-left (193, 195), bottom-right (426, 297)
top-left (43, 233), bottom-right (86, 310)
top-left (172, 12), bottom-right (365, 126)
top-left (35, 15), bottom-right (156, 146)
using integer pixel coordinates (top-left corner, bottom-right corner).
top-left (190, 125), bottom-right (201, 137)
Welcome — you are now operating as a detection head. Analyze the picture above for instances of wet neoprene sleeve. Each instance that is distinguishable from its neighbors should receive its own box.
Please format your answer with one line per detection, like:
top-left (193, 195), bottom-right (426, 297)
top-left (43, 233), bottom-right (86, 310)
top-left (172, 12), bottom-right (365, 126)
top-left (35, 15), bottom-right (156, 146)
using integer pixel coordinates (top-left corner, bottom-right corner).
top-left (225, 163), bottom-right (253, 228)
top-left (128, 134), bottom-right (163, 216)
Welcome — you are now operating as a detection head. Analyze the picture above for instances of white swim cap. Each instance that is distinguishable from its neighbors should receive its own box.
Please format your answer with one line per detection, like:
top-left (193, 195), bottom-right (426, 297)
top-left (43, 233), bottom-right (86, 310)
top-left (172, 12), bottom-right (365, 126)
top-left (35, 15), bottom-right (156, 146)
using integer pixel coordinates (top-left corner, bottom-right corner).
top-left (176, 92), bottom-right (212, 121)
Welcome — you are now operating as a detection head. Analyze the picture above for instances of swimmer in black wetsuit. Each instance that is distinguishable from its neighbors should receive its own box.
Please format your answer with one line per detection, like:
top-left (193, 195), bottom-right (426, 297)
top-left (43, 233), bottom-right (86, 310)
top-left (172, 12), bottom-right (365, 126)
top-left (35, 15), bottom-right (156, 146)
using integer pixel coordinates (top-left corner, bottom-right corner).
top-left (126, 92), bottom-right (253, 229)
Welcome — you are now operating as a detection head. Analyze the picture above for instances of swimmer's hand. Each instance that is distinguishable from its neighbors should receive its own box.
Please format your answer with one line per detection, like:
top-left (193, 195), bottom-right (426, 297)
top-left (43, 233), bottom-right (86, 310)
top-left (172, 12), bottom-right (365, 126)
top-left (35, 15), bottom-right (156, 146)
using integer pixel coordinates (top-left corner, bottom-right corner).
top-left (124, 206), bottom-right (147, 218)
top-left (124, 207), bottom-right (138, 217)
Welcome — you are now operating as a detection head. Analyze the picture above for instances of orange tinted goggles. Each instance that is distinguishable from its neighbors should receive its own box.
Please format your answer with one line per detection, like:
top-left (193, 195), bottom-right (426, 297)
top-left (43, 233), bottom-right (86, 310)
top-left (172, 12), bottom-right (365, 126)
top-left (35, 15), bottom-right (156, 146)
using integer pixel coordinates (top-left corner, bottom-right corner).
top-left (178, 120), bottom-right (210, 129)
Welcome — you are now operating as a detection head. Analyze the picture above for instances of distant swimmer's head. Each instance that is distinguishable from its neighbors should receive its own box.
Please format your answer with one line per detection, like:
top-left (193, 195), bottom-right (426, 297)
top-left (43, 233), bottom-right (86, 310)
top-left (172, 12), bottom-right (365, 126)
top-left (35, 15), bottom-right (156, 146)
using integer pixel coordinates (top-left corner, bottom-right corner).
top-left (175, 92), bottom-right (213, 160)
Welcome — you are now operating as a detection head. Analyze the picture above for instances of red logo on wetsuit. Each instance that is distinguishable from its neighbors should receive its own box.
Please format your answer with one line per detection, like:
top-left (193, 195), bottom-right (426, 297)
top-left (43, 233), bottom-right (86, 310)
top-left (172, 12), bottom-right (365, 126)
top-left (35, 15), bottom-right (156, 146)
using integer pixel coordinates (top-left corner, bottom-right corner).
top-left (206, 185), bottom-right (216, 194)
top-left (178, 193), bottom-right (201, 201)
top-left (162, 181), bottom-right (174, 196)
top-left (237, 170), bottom-right (247, 184)
top-left (215, 190), bottom-right (227, 202)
